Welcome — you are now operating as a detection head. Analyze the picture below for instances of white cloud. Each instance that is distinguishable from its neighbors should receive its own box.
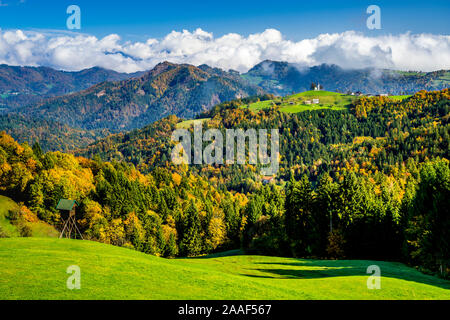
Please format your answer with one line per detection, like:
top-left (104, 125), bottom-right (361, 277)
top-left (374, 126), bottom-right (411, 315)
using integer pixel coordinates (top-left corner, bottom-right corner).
top-left (0, 28), bottom-right (448, 73)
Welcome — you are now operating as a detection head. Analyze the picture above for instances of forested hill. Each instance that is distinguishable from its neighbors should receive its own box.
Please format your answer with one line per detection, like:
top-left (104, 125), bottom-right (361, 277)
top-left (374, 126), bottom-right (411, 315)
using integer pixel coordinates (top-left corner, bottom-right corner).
top-left (243, 60), bottom-right (450, 96)
top-left (0, 113), bottom-right (111, 152)
top-left (4, 61), bottom-right (449, 134)
top-left (0, 65), bottom-right (143, 110)
top-left (77, 89), bottom-right (449, 191)
top-left (1, 89), bottom-right (448, 276)
top-left (16, 62), bottom-right (264, 131)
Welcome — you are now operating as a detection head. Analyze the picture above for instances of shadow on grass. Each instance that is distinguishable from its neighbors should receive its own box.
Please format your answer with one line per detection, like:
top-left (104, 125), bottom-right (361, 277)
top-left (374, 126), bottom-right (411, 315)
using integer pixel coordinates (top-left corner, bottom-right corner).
top-left (187, 249), bottom-right (244, 259)
top-left (241, 260), bottom-right (450, 290)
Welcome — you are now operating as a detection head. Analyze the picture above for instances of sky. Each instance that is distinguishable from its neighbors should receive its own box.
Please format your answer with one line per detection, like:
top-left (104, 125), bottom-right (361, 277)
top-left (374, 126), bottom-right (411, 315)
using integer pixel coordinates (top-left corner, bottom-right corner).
top-left (0, 0), bottom-right (449, 72)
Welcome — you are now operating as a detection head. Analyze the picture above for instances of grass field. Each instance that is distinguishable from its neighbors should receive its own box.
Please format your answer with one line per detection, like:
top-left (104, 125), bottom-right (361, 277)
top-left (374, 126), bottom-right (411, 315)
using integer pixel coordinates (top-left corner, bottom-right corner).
top-left (176, 118), bottom-right (211, 129)
top-left (0, 237), bottom-right (449, 300)
top-left (241, 91), bottom-right (415, 114)
top-left (390, 95), bottom-right (413, 101)
top-left (0, 195), bottom-right (21, 237)
top-left (242, 91), bottom-right (357, 114)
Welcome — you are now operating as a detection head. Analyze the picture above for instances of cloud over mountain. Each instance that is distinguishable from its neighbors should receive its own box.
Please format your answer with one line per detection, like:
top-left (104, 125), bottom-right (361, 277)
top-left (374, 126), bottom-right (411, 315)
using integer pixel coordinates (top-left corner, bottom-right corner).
top-left (0, 28), bottom-right (449, 73)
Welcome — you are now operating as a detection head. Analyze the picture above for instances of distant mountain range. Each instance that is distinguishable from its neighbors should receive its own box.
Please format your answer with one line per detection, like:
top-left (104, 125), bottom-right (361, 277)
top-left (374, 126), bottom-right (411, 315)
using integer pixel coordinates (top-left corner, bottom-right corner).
top-left (1, 60), bottom-right (449, 141)
top-left (13, 62), bottom-right (263, 131)
top-left (0, 65), bottom-right (144, 110)
top-left (242, 60), bottom-right (450, 96)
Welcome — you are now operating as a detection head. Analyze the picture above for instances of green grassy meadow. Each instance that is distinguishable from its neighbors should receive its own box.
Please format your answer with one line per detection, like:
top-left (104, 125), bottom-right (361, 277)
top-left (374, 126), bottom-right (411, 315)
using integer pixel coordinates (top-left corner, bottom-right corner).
top-left (390, 95), bottom-right (413, 101)
top-left (241, 91), bottom-right (413, 114)
top-left (0, 237), bottom-right (449, 300)
top-left (242, 91), bottom-right (356, 114)
top-left (0, 195), bottom-right (20, 237)
top-left (176, 118), bottom-right (211, 129)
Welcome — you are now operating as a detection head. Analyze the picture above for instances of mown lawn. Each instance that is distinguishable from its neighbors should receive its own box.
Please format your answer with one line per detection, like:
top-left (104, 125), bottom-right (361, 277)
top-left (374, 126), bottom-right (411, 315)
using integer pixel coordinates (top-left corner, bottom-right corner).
top-left (0, 238), bottom-right (449, 300)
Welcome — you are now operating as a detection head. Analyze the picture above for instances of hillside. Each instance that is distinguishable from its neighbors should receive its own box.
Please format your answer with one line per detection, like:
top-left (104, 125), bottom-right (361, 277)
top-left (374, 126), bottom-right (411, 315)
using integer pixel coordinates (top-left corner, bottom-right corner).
top-left (0, 195), bottom-right (58, 238)
top-left (17, 62), bottom-right (263, 131)
top-left (243, 61), bottom-right (450, 96)
top-left (243, 90), bottom-right (356, 113)
top-left (0, 113), bottom-right (111, 152)
top-left (6, 61), bottom-right (448, 134)
top-left (0, 65), bottom-right (143, 110)
top-left (241, 91), bottom-right (413, 113)
top-left (80, 89), bottom-right (448, 184)
top-left (0, 238), bottom-right (449, 300)
top-left (1, 90), bottom-right (448, 279)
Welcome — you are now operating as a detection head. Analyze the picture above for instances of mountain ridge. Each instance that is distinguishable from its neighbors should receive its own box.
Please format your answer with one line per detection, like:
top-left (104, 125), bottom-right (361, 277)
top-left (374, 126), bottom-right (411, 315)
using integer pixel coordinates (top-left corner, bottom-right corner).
top-left (242, 60), bottom-right (450, 95)
top-left (2, 60), bottom-right (449, 138)
top-left (14, 61), bottom-right (264, 131)
top-left (0, 64), bottom-right (144, 109)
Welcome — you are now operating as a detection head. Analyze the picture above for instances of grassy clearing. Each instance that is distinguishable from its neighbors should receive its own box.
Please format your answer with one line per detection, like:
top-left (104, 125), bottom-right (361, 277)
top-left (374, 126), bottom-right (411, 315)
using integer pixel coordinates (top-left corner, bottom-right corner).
top-left (390, 95), bottom-right (412, 101)
top-left (0, 238), bottom-right (449, 300)
top-left (0, 195), bottom-right (58, 238)
top-left (242, 91), bottom-right (356, 114)
top-left (241, 91), bottom-right (418, 114)
top-left (176, 118), bottom-right (211, 129)
top-left (0, 195), bottom-right (20, 237)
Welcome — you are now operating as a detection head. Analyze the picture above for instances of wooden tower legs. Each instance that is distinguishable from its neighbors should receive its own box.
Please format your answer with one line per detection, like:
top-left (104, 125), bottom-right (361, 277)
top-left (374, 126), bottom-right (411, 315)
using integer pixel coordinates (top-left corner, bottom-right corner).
top-left (59, 215), bottom-right (84, 240)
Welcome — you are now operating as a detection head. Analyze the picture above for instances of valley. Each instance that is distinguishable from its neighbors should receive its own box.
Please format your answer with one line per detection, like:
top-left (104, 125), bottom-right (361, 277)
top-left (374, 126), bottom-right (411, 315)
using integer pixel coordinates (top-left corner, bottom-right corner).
top-left (0, 62), bottom-right (449, 301)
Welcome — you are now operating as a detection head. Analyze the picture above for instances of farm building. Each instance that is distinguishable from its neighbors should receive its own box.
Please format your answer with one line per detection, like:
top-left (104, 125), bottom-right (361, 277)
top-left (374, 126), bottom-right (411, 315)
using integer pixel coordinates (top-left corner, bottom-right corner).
top-left (261, 176), bottom-right (275, 185)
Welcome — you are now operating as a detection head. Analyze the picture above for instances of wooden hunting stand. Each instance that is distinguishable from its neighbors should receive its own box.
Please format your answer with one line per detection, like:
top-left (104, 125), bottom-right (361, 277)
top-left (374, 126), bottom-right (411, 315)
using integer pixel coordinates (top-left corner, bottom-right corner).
top-left (57, 199), bottom-right (83, 240)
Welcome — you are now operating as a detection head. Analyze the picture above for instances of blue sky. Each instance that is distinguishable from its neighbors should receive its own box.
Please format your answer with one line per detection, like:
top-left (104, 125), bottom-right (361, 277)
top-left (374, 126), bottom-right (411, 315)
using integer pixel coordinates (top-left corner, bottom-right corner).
top-left (1, 0), bottom-right (449, 40)
top-left (0, 0), bottom-right (448, 72)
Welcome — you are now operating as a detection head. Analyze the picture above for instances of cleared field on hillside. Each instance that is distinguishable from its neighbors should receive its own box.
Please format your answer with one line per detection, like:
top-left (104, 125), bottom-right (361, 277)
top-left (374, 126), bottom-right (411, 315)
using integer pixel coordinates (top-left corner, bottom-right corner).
top-left (176, 118), bottom-right (211, 129)
top-left (242, 91), bottom-right (356, 113)
top-left (390, 95), bottom-right (413, 101)
top-left (0, 238), bottom-right (449, 300)
top-left (0, 195), bottom-right (58, 238)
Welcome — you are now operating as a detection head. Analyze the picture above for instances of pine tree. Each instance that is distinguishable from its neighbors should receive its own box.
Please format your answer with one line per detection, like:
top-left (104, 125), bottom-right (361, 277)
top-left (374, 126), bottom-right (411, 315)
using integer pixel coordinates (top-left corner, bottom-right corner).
top-left (180, 201), bottom-right (202, 257)
top-left (406, 159), bottom-right (450, 276)
top-left (285, 175), bottom-right (313, 257)
top-left (32, 141), bottom-right (43, 159)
